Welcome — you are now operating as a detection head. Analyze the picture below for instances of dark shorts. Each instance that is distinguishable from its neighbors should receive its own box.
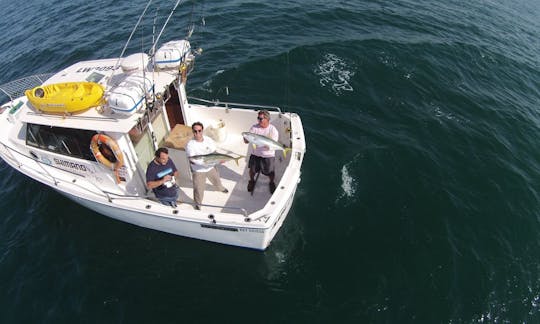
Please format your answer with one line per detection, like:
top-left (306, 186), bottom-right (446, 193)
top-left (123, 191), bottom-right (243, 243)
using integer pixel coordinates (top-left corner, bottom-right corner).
top-left (248, 155), bottom-right (275, 176)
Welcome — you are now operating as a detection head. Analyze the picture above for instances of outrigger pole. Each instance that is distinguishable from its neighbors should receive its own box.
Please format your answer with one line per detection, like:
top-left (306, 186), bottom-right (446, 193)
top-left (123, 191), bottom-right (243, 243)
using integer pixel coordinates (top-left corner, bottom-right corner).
top-left (113, 0), bottom-right (154, 72)
top-left (151, 0), bottom-right (185, 57)
top-left (106, 0), bottom-right (154, 90)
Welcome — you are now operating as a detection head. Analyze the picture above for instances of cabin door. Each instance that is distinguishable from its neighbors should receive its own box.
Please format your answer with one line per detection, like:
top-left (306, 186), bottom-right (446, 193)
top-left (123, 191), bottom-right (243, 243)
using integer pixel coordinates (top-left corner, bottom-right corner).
top-left (164, 83), bottom-right (185, 128)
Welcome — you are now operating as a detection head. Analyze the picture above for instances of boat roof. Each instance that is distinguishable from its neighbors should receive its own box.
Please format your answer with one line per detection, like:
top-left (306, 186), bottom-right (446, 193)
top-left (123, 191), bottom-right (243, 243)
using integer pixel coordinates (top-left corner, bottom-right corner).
top-left (17, 58), bottom-right (178, 133)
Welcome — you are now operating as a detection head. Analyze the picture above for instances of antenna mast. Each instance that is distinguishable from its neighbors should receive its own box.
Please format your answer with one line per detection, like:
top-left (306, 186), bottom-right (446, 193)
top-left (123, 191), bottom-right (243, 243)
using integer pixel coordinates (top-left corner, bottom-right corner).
top-left (151, 0), bottom-right (185, 55)
top-left (113, 0), bottom-right (154, 71)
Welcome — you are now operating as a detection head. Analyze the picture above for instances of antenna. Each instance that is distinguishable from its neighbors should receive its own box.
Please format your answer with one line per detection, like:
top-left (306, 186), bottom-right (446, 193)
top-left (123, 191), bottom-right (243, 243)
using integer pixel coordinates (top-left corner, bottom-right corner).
top-left (151, 6), bottom-right (160, 57)
top-left (112, 0), bottom-right (154, 73)
top-left (186, 2), bottom-right (195, 39)
top-left (148, 6), bottom-right (160, 111)
top-left (151, 0), bottom-right (185, 57)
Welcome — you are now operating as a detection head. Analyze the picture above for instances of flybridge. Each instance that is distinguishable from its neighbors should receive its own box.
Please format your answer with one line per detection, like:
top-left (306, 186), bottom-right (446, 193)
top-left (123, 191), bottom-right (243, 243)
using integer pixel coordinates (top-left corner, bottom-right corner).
top-left (44, 59), bottom-right (120, 85)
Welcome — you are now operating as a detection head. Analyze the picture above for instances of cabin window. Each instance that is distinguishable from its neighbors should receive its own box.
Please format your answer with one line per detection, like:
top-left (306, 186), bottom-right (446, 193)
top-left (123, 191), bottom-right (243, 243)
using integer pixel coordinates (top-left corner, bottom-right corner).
top-left (26, 124), bottom-right (97, 161)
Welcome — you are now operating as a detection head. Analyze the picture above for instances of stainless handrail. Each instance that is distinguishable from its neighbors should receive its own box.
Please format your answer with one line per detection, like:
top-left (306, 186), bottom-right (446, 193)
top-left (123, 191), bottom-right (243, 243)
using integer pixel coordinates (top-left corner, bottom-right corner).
top-left (185, 200), bottom-right (248, 218)
top-left (1, 143), bottom-right (59, 185)
top-left (25, 111), bottom-right (119, 122)
top-left (188, 96), bottom-right (282, 113)
top-left (0, 144), bottom-right (114, 200)
top-left (107, 194), bottom-right (248, 217)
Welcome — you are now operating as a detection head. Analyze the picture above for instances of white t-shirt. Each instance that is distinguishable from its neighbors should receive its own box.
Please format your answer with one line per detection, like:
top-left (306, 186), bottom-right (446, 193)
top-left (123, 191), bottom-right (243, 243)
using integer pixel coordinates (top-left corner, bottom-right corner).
top-left (249, 123), bottom-right (279, 158)
top-left (186, 135), bottom-right (217, 173)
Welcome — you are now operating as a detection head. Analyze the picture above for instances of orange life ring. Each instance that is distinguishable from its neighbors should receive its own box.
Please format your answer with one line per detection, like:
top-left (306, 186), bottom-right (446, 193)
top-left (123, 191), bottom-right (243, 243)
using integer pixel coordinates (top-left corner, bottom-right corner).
top-left (90, 134), bottom-right (125, 183)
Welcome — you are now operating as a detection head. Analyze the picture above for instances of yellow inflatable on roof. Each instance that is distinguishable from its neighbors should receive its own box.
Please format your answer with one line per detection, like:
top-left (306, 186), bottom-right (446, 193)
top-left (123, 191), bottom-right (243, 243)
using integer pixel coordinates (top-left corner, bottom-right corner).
top-left (25, 82), bottom-right (104, 114)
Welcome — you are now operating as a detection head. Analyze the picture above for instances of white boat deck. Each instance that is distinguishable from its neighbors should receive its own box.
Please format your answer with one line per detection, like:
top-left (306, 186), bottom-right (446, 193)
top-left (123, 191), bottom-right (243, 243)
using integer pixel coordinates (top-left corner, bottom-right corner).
top-left (171, 132), bottom-right (288, 217)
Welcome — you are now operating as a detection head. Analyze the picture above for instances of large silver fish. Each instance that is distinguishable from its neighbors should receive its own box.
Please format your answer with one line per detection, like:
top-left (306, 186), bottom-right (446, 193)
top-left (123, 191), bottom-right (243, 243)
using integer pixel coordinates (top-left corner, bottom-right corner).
top-left (189, 153), bottom-right (244, 167)
top-left (242, 132), bottom-right (291, 157)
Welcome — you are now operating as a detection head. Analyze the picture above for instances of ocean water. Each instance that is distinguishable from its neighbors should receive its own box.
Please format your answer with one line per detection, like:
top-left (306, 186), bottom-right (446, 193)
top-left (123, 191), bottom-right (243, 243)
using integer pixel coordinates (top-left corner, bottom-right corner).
top-left (1, 0), bottom-right (540, 322)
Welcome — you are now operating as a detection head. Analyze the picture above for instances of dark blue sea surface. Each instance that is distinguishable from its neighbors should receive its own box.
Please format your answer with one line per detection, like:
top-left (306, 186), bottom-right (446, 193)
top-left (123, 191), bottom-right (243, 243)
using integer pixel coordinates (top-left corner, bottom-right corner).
top-left (1, 0), bottom-right (540, 322)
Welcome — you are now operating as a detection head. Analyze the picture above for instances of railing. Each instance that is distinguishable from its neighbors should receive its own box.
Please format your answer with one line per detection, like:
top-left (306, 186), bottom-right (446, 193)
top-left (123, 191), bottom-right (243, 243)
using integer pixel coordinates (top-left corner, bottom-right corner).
top-left (0, 74), bottom-right (54, 102)
top-left (0, 143), bottom-right (113, 201)
top-left (0, 143), bottom-right (251, 218)
top-left (188, 96), bottom-right (282, 113)
top-left (25, 110), bottom-right (120, 122)
top-left (109, 195), bottom-right (248, 218)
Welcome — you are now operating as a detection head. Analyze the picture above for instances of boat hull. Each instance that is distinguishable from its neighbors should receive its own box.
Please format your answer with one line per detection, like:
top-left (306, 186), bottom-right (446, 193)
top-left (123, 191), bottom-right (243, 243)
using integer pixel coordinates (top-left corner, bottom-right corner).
top-left (56, 184), bottom-right (297, 250)
top-left (0, 144), bottom-right (297, 250)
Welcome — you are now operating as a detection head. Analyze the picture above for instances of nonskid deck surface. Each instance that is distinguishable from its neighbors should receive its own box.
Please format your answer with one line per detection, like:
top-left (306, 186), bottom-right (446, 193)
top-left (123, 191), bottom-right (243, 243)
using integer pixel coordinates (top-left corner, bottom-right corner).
top-left (173, 133), bottom-right (288, 215)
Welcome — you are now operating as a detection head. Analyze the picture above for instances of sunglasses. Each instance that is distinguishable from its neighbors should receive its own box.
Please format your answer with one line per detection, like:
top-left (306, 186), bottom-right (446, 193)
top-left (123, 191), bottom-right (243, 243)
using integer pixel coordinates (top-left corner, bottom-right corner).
top-left (257, 117), bottom-right (265, 121)
top-left (192, 129), bottom-right (203, 133)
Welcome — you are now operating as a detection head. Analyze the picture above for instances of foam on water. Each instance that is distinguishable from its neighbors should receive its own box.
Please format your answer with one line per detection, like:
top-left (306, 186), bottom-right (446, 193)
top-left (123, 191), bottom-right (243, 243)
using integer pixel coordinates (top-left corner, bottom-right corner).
top-left (314, 53), bottom-right (355, 95)
top-left (340, 164), bottom-right (355, 197)
top-left (377, 51), bottom-right (398, 69)
top-left (196, 70), bottom-right (226, 93)
top-left (432, 105), bottom-right (467, 124)
top-left (336, 162), bottom-right (357, 205)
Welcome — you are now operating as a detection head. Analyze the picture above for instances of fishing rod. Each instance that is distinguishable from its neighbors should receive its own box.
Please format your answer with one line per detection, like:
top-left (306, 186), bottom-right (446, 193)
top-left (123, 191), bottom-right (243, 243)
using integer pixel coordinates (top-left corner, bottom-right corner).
top-left (151, 0), bottom-right (185, 57)
top-left (112, 0), bottom-right (154, 72)
top-left (148, 6), bottom-right (160, 112)
top-left (186, 2), bottom-right (195, 39)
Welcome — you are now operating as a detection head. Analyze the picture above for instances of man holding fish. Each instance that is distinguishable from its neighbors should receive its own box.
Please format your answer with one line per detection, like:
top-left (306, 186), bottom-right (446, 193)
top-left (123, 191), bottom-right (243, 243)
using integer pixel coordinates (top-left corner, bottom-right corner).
top-left (243, 110), bottom-right (280, 194)
top-left (186, 122), bottom-right (229, 210)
